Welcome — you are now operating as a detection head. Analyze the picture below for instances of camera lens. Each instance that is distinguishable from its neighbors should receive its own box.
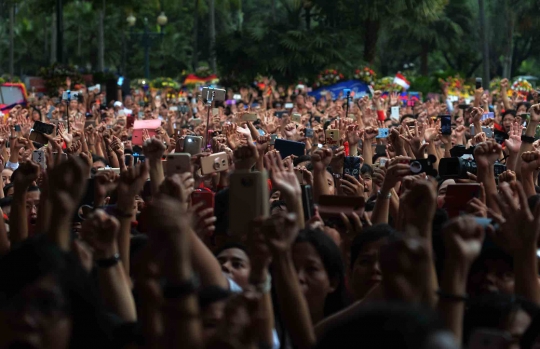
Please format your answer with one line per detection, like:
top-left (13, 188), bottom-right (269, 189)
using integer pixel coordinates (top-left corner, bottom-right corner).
top-left (213, 162), bottom-right (220, 170)
top-left (410, 161), bottom-right (422, 174)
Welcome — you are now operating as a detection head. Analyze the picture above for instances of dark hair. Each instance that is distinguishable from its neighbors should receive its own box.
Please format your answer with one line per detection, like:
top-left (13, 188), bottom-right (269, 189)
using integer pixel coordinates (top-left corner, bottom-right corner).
top-left (0, 236), bottom-right (112, 348)
top-left (516, 102), bottom-right (531, 112)
top-left (295, 228), bottom-right (349, 317)
top-left (464, 293), bottom-right (539, 345)
top-left (316, 302), bottom-right (446, 349)
top-left (0, 196), bottom-right (12, 208)
top-left (349, 224), bottom-right (396, 270)
top-left (502, 109), bottom-right (517, 118)
top-left (271, 200), bottom-right (287, 212)
top-left (28, 185), bottom-right (40, 193)
top-left (400, 114), bottom-right (415, 123)
top-left (3, 183), bottom-right (13, 197)
top-left (360, 164), bottom-right (373, 176)
top-left (214, 242), bottom-right (248, 258)
top-left (293, 155), bottom-right (312, 166)
top-left (198, 286), bottom-right (231, 309)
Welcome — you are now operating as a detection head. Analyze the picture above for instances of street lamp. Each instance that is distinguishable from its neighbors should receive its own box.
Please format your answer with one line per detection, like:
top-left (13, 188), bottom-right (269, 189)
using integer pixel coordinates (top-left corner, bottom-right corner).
top-left (127, 11), bottom-right (168, 79)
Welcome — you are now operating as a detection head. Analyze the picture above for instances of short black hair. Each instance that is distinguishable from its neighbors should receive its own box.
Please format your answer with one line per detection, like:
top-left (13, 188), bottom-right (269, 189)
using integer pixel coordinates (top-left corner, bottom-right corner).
top-left (350, 224), bottom-right (397, 269)
top-left (92, 154), bottom-right (109, 166)
top-left (271, 200), bottom-right (287, 212)
top-left (3, 183), bottom-right (14, 197)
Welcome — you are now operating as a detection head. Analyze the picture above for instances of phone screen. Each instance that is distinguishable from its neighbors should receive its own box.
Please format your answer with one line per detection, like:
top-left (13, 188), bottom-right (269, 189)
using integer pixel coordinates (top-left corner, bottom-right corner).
top-left (441, 115), bottom-right (452, 135)
top-left (117, 76), bottom-right (124, 86)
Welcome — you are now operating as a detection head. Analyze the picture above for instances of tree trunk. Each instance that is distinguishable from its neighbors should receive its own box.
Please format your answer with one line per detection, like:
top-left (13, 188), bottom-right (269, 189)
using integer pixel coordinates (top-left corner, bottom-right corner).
top-left (363, 19), bottom-right (380, 64)
top-left (44, 16), bottom-right (49, 63)
top-left (271, 0), bottom-right (276, 22)
top-left (97, 0), bottom-right (105, 72)
top-left (420, 42), bottom-right (429, 76)
top-left (478, 0), bottom-right (490, 85)
top-left (209, 0), bottom-right (217, 73)
top-left (9, 3), bottom-right (14, 79)
top-left (502, 11), bottom-right (514, 79)
top-left (51, 12), bottom-right (57, 64)
top-left (192, 0), bottom-right (199, 70)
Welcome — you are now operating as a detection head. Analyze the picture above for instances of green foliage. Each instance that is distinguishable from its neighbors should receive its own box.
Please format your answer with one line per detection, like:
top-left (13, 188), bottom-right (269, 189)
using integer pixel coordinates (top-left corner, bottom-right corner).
top-left (38, 63), bottom-right (84, 96)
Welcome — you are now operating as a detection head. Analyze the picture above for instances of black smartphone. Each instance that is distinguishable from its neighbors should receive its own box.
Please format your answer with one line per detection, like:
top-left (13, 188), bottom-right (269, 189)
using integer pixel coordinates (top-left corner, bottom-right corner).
top-left (343, 156), bottom-right (361, 180)
top-left (375, 144), bottom-right (387, 156)
top-left (301, 185), bottom-right (314, 222)
top-left (458, 104), bottom-right (470, 110)
top-left (314, 116), bottom-right (321, 123)
top-left (274, 138), bottom-right (305, 158)
top-left (14, 125), bottom-right (21, 132)
top-left (274, 111), bottom-right (287, 119)
top-left (441, 115), bottom-right (452, 135)
top-left (475, 77), bottom-right (482, 90)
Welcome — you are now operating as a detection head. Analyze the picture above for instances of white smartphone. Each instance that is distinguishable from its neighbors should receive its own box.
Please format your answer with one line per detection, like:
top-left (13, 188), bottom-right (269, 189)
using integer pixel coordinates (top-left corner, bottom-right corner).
top-left (32, 150), bottom-right (46, 169)
top-left (391, 107), bottom-right (400, 121)
top-left (285, 103), bottom-right (294, 109)
top-left (169, 106), bottom-right (178, 111)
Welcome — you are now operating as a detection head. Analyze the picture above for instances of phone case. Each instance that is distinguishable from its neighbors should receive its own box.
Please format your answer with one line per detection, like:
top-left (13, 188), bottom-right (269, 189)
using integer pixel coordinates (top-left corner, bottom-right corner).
top-left (274, 138), bottom-right (305, 159)
top-left (165, 153), bottom-right (191, 176)
top-left (241, 113), bottom-right (258, 122)
top-left (318, 195), bottom-right (365, 218)
top-left (295, 169), bottom-right (305, 185)
top-left (32, 150), bottom-right (46, 169)
top-left (191, 190), bottom-right (215, 212)
top-left (200, 152), bottom-right (229, 175)
top-left (301, 185), bottom-right (314, 222)
top-left (229, 171), bottom-right (269, 236)
top-left (444, 183), bottom-right (481, 218)
top-left (376, 128), bottom-right (389, 139)
top-left (343, 156), bottom-right (361, 179)
top-left (292, 113), bottom-right (301, 123)
top-left (325, 129), bottom-right (340, 145)
top-left (305, 128), bottom-right (314, 138)
top-left (183, 136), bottom-right (203, 155)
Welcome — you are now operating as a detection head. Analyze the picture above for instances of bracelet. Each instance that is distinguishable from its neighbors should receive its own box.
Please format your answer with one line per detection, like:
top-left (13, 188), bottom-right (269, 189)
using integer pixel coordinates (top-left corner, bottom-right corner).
top-left (436, 289), bottom-right (469, 302)
top-left (112, 207), bottom-right (133, 218)
top-left (163, 278), bottom-right (199, 299)
top-left (253, 274), bottom-right (272, 294)
top-left (377, 190), bottom-right (392, 199)
top-left (521, 135), bottom-right (535, 144)
top-left (95, 253), bottom-right (120, 268)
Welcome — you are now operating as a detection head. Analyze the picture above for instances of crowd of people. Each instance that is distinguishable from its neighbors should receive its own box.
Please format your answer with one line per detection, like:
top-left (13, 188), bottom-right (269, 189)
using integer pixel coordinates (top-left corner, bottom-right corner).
top-left (0, 75), bottom-right (540, 349)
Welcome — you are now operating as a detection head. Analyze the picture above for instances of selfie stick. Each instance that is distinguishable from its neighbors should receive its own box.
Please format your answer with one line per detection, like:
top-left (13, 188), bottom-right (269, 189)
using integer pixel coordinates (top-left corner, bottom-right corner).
top-left (65, 90), bottom-right (71, 133)
top-left (345, 90), bottom-right (351, 119)
top-left (203, 88), bottom-right (216, 149)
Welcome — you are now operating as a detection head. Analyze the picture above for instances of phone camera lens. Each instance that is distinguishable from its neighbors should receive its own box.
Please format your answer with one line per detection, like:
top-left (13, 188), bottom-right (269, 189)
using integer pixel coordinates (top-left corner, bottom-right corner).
top-left (410, 161), bottom-right (422, 174)
top-left (213, 162), bottom-right (220, 170)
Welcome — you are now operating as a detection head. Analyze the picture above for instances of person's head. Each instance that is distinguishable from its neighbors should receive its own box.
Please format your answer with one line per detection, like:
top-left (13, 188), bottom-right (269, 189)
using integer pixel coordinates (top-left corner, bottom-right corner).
top-left (68, 99), bottom-right (78, 111)
top-left (123, 95), bottom-right (133, 108)
top-left (349, 224), bottom-right (397, 301)
top-left (292, 228), bottom-right (348, 323)
top-left (32, 107), bottom-right (42, 122)
top-left (215, 243), bottom-right (250, 290)
top-left (400, 114), bottom-right (415, 126)
top-left (437, 178), bottom-right (456, 208)
top-left (91, 155), bottom-right (108, 171)
top-left (26, 186), bottom-right (40, 224)
top-left (360, 164), bottom-right (374, 196)
top-left (516, 102), bottom-right (530, 115)
top-left (296, 94), bottom-right (305, 107)
top-left (468, 247), bottom-right (514, 298)
top-left (464, 293), bottom-right (537, 348)
top-left (270, 200), bottom-right (287, 217)
top-left (269, 189), bottom-right (281, 203)
top-left (1, 169), bottom-right (13, 187)
top-left (502, 110), bottom-right (516, 133)
top-left (198, 286), bottom-right (231, 344)
top-left (3, 184), bottom-right (14, 198)
top-left (0, 237), bottom-right (111, 349)
top-left (0, 196), bottom-right (12, 217)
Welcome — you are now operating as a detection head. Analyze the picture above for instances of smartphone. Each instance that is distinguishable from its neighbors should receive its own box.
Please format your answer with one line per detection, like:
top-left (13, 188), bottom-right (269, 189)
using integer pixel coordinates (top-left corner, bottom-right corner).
top-left (32, 150), bottom-right (46, 169)
top-left (305, 128), bottom-right (314, 138)
top-left (295, 169), bottom-right (305, 185)
top-left (98, 167), bottom-right (121, 175)
top-left (229, 171), bottom-right (269, 236)
top-left (441, 115), bottom-right (452, 135)
top-left (318, 195), bottom-right (366, 219)
top-left (117, 76), bottom-right (124, 86)
top-left (201, 87), bottom-right (226, 102)
top-left (191, 118), bottom-right (203, 126)
top-left (343, 156), bottom-right (361, 180)
top-left (233, 94), bottom-right (242, 100)
top-left (444, 183), bottom-right (482, 218)
top-left (191, 190), bottom-right (215, 212)
top-left (376, 128), bottom-right (389, 139)
top-left (325, 129), bottom-right (341, 145)
top-left (274, 138), bottom-right (304, 158)
top-left (408, 155), bottom-right (437, 177)
top-left (179, 106), bottom-right (189, 114)
top-left (470, 125), bottom-right (493, 138)
top-left (183, 136), bottom-right (203, 155)
top-left (481, 112), bottom-right (495, 121)
top-left (165, 153), bottom-right (191, 176)
top-left (212, 108), bottom-right (219, 116)
top-left (375, 144), bottom-right (387, 156)
top-left (29, 121), bottom-right (55, 145)
top-left (521, 113), bottom-right (531, 126)
top-left (270, 134), bottom-right (278, 145)
top-left (292, 113), bottom-right (302, 123)
top-left (274, 111), bottom-right (286, 118)
top-left (475, 77), bottom-right (482, 90)
top-left (468, 329), bottom-right (510, 349)
top-left (285, 103), bottom-right (294, 109)
top-left (241, 113), bottom-right (258, 122)
top-left (301, 185), bottom-right (314, 222)
top-left (458, 104), bottom-right (470, 110)
top-left (313, 116), bottom-right (321, 123)
top-left (126, 115), bottom-right (135, 129)
top-left (200, 152), bottom-right (229, 175)
top-left (169, 106), bottom-right (178, 112)
top-left (390, 106), bottom-right (400, 121)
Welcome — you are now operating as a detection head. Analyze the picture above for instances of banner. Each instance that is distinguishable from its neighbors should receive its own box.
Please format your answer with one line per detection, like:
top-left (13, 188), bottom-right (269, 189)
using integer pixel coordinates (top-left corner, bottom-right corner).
top-left (308, 80), bottom-right (369, 100)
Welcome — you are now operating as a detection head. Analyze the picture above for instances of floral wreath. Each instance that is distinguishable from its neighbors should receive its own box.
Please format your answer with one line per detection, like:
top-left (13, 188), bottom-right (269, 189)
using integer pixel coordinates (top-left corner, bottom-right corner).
top-left (314, 69), bottom-right (344, 88)
top-left (353, 66), bottom-right (376, 85)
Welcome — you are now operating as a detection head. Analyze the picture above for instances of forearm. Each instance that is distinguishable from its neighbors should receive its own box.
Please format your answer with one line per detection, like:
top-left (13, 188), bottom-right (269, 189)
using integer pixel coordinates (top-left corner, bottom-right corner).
top-left (514, 252), bottom-right (540, 305)
top-left (148, 159), bottom-right (165, 195)
top-left (10, 189), bottom-right (28, 245)
top-left (48, 206), bottom-right (72, 251)
top-left (106, 150), bottom-right (120, 168)
top-left (437, 262), bottom-right (469, 343)
top-left (477, 166), bottom-right (500, 213)
top-left (371, 185), bottom-right (392, 225)
top-left (273, 253), bottom-right (316, 349)
top-left (501, 89), bottom-right (512, 110)
top-left (97, 255), bottom-right (137, 321)
top-left (362, 142), bottom-right (373, 166)
top-left (506, 152), bottom-right (519, 172)
top-left (313, 169), bottom-right (330, 203)
top-left (427, 143), bottom-right (440, 170)
top-left (250, 267), bottom-right (274, 348)
top-left (189, 230), bottom-right (228, 289)
top-left (283, 194), bottom-right (305, 229)
top-left (0, 208), bottom-right (9, 255)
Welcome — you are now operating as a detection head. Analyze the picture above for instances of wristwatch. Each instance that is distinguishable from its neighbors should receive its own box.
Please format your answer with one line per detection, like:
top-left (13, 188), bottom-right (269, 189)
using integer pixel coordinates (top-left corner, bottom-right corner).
top-left (95, 253), bottom-right (121, 268)
top-left (377, 190), bottom-right (392, 199)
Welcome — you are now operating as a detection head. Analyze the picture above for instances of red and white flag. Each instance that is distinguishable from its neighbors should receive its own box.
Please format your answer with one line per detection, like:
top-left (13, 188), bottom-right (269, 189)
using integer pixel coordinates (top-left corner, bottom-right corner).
top-left (393, 73), bottom-right (410, 90)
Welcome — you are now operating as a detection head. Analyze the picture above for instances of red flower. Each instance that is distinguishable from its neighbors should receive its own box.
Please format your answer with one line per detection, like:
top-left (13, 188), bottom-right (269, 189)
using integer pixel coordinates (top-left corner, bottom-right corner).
top-left (339, 74), bottom-right (344, 79)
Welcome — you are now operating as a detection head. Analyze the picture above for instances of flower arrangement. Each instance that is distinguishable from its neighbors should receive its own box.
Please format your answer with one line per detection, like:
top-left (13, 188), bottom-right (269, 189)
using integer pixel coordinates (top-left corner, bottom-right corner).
top-left (353, 66), bottom-right (376, 85)
top-left (438, 75), bottom-right (474, 98)
top-left (150, 77), bottom-right (180, 90)
top-left (511, 79), bottom-right (533, 93)
top-left (314, 69), bottom-right (344, 87)
top-left (130, 79), bottom-right (150, 90)
top-left (374, 77), bottom-right (403, 92)
top-left (0, 74), bottom-right (21, 84)
top-left (490, 77), bottom-right (502, 92)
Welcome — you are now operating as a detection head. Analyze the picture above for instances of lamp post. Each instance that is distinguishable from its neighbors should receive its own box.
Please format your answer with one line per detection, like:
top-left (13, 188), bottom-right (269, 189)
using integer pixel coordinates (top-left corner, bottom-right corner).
top-left (127, 12), bottom-right (168, 79)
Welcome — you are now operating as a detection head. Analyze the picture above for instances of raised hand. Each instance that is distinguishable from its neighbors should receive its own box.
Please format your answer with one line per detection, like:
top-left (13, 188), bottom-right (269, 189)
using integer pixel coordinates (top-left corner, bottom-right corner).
top-left (233, 141), bottom-right (259, 170)
top-left (159, 173), bottom-right (195, 205)
top-left (264, 151), bottom-right (301, 199)
top-left (505, 122), bottom-right (522, 154)
top-left (473, 139), bottom-right (502, 170)
top-left (340, 174), bottom-right (365, 197)
top-left (143, 138), bottom-right (166, 162)
top-left (498, 169), bottom-right (517, 184)
top-left (443, 216), bottom-right (484, 267)
top-left (80, 209), bottom-right (120, 259)
top-left (520, 151), bottom-right (540, 174)
top-left (531, 104), bottom-right (540, 123)
top-left (93, 170), bottom-right (119, 208)
top-left (262, 213), bottom-right (299, 255)
top-left (14, 161), bottom-right (40, 189)
top-left (116, 162), bottom-right (149, 214)
top-left (311, 147), bottom-right (332, 172)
